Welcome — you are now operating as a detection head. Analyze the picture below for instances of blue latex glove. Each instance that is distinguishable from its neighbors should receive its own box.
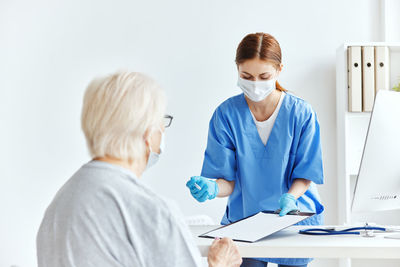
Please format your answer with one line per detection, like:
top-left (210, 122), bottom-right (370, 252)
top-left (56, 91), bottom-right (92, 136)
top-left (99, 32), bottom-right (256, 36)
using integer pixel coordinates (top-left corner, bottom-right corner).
top-left (279, 193), bottom-right (298, 216)
top-left (186, 176), bottom-right (219, 203)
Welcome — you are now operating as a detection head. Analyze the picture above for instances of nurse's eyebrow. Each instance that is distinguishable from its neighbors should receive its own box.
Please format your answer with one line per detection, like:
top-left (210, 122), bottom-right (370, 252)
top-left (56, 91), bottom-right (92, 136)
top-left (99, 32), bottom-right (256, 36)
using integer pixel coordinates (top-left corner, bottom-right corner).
top-left (241, 71), bottom-right (271, 77)
top-left (241, 71), bottom-right (254, 77)
top-left (259, 72), bottom-right (272, 76)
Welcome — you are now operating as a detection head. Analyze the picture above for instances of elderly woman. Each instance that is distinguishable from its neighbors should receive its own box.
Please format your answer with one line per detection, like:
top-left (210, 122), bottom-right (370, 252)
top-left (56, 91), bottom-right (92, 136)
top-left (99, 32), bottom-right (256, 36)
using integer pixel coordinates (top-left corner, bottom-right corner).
top-left (36, 71), bottom-right (242, 267)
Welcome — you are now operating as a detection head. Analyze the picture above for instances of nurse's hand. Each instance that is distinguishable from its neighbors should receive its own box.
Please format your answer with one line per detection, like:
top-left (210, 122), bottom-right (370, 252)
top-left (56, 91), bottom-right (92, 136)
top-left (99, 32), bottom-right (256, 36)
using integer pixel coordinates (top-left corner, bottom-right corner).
top-left (279, 193), bottom-right (299, 216)
top-left (207, 237), bottom-right (242, 267)
top-left (186, 176), bottom-right (219, 202)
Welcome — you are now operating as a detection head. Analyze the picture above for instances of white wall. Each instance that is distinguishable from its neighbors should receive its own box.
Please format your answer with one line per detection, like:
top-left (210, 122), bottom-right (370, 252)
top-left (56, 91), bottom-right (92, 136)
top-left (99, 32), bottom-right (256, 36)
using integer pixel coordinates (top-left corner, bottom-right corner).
top-left (0, 0), bottom-right (380, 266)
top-left (380, 0), bottom-right (400, 42)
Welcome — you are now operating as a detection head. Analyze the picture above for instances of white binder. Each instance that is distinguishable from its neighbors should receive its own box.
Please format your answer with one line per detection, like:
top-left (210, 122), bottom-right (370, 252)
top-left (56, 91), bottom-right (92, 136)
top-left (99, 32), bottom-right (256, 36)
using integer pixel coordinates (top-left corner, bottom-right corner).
top-left (375, 46), bottom-right (390, 92)
top-left (362, 46), bottom-right (375, 112)
top-left (347, 47), bottom-right (362, 112)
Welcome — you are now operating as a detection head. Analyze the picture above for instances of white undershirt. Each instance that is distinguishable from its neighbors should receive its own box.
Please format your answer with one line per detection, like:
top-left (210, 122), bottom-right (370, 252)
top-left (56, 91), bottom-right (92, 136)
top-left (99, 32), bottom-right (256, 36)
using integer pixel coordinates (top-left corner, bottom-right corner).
top-left (250, 92), bottom-right (286, 145)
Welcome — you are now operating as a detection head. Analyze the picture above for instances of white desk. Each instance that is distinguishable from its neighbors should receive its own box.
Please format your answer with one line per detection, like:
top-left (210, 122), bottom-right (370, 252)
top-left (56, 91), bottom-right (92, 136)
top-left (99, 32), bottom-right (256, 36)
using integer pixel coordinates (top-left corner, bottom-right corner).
top-left (190, 225), bottom-right (400, 259)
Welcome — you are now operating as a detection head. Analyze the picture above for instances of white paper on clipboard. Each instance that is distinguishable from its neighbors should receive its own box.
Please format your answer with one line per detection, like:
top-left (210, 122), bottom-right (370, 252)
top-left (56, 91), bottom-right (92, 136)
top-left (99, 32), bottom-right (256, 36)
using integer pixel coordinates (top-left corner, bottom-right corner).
top-left (199, 211), bottom-right (314, 243)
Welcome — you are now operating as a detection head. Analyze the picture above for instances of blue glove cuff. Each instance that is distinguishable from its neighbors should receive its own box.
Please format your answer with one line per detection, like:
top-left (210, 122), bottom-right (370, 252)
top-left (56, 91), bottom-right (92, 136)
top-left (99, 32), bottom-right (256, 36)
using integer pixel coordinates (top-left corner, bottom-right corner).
top-left (282, 193), bottom-right (296, 202)
top-left (208, 180), bottom-right (219, 200)
top-left (279, 193), bottom-right (298, 216)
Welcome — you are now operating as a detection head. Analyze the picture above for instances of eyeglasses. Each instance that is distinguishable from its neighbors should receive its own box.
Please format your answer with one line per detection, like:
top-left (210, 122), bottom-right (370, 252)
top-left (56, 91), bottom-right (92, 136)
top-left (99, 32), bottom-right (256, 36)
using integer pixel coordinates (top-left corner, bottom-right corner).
top-left (164, 115), bottom-right (173, 128)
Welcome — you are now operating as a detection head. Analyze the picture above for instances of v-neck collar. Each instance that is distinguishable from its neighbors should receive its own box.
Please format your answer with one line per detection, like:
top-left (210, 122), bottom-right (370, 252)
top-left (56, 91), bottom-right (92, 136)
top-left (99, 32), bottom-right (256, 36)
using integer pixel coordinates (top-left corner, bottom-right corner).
top-left (240, 93), bottom-right (288, 158)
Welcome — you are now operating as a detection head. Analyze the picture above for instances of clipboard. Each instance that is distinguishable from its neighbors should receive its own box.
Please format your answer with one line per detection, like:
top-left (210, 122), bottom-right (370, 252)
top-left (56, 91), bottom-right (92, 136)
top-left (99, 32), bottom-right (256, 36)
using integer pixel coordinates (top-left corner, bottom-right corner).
top-left (199, 210), bottom-right (315, 243)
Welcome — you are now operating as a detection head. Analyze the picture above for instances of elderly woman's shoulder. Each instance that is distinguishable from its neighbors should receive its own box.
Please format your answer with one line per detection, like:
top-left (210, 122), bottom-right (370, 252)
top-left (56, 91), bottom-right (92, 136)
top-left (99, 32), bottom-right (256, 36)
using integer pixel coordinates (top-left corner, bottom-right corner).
top-left (54, 161), bottom-right (171, 217)
top-left (82, 161), bottom-right (170, 210)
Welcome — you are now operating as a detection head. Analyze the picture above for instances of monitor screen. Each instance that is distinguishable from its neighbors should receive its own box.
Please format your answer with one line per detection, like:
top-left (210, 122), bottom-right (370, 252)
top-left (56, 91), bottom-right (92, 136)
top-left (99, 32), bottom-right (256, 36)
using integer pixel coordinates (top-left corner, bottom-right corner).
top-left (352, 90), bottom-right (400, 213)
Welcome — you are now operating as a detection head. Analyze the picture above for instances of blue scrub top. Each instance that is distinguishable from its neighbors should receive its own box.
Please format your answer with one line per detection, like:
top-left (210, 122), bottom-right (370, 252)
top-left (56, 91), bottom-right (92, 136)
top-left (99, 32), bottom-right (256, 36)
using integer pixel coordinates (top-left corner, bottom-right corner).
top-left (201, 93), bottom-right (324, 266)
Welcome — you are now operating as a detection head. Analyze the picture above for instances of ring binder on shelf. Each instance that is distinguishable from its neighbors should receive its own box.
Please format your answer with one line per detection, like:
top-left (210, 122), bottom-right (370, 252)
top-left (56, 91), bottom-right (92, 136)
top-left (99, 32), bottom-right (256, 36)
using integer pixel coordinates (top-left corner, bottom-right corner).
top-left (375, 46), bottom-right (390, 92)
top-left (362, 46), bottom-right (375, 112)
top-left (348, 46), bottom-right (362, 112)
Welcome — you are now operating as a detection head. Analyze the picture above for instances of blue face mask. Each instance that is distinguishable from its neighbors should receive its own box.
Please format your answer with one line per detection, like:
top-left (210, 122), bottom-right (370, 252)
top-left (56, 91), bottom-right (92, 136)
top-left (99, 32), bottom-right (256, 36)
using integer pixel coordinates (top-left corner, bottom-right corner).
top-left (146, 130), bottom-right (165, 170)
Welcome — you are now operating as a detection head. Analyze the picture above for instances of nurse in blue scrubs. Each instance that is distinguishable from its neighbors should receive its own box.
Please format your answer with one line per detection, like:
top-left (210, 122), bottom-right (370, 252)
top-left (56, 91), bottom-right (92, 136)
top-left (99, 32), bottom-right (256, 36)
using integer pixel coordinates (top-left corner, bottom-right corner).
top-left (186, 32), bottom-right (324, 267)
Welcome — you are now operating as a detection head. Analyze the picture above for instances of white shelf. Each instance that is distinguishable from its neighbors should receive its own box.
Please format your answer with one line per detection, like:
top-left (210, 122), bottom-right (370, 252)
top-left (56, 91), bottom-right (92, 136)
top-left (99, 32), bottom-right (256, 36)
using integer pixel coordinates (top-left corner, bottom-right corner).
top-left (345, 112), bottom-right (371, 118)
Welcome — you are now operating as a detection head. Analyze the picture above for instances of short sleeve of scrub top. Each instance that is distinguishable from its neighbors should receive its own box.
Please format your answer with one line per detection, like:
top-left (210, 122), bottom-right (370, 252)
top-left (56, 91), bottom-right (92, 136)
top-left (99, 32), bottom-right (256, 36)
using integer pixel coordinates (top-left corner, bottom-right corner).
top-left (201, 107), bottom-right (236, 181)
top-left (291, 109), bottom-right (323, 185)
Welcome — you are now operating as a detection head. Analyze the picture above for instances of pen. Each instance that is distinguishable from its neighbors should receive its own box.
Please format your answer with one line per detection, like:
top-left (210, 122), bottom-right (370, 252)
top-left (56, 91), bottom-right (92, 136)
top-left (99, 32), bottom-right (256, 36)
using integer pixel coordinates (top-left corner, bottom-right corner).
top-left (194, 183), bottom-right (201, 190)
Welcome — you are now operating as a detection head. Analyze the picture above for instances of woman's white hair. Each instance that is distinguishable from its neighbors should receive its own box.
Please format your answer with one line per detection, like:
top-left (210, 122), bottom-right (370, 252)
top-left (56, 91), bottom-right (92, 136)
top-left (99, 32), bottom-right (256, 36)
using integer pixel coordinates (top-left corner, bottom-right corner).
top-left (81, 71), bottom-right (166, 161)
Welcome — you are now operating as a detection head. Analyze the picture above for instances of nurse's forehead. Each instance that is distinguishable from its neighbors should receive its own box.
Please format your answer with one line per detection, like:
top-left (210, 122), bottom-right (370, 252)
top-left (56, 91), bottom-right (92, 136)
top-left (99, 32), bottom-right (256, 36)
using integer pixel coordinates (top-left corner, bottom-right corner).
top-left (238, 59), bottom-right (276, 75)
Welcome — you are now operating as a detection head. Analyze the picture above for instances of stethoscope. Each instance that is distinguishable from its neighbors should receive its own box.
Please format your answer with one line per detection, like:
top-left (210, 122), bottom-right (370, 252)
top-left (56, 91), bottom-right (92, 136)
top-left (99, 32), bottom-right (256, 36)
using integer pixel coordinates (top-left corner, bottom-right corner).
top-left (272, 209), bottom-right (400, 238)
top-left (298, 223), bottom-right (397, 238)
top-left (273, 210), bottom-right (384, 237)
top-left (299, 226), bottom-right (385, 237)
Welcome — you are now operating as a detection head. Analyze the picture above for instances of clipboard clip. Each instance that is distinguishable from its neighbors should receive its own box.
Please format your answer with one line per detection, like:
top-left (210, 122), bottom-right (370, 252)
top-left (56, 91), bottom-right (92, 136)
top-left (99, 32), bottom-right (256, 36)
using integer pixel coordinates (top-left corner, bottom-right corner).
top-left (274, 209), bottom-right (301, 215)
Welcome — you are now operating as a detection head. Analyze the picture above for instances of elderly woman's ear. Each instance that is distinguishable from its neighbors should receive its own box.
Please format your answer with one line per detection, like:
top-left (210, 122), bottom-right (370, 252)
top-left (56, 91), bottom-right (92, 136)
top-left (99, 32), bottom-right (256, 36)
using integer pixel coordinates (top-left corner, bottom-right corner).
top-left (143, 127), bottom-right (163, 154)
top-left (143, 130), bottom-right (152, 151)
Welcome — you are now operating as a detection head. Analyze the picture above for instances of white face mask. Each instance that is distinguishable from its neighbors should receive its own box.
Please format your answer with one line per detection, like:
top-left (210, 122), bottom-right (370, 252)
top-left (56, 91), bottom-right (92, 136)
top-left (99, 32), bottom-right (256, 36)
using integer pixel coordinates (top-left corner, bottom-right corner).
top-left (237, 77), bottom-right (276, 102)
top-left (146, 130), bottom-right (165, 170)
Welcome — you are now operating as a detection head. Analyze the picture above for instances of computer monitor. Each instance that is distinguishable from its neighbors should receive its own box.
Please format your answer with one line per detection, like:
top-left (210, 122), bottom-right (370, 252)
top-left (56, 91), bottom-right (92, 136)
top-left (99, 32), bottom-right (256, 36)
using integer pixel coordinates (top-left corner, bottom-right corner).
top-left (352, 90), bottom-right (400, 213)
